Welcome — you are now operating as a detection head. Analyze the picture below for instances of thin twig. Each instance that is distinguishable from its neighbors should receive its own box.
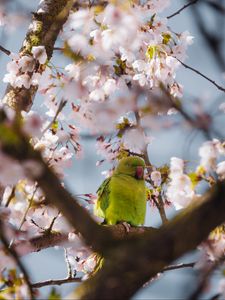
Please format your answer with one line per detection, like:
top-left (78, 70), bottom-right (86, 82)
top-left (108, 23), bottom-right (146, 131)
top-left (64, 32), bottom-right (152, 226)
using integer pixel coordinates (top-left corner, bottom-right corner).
top-left (31, 276), bottom-right (82, 288)
top-left (152, 196), bottom-right (168, 225)
top-left (0, 45), bottom-right (11, 56)
top-left (64, 248), bottom-right (73, 278)
top-left (177, 58), bottom-right (225, 93)
top-left (157, 195), bottom-right (168, 225)
top-left (41, 99), bottom-right (67, 135)
top-left (0, 221), bottom-right (35, 300)
top-left (162, 262), bottom-right (195, 272)
top-left (53, 47), bottom-right (64, 51)
top-left (167, 0), bottom-right (199, 19)
top-left (9, 184), bottom-right (38, 248)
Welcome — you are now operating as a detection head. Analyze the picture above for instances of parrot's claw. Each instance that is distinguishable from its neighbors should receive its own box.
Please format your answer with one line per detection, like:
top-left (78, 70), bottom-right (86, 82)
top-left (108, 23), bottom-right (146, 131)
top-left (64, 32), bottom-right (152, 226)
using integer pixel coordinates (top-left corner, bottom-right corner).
top-left (121, 222), bottom-right (131, 233)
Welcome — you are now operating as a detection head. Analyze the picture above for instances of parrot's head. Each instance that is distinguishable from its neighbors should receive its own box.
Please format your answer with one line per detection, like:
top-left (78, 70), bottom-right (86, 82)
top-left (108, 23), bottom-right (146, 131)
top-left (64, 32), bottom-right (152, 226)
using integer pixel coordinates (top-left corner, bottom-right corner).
top-left (115, 156), bottom-right (145, 179)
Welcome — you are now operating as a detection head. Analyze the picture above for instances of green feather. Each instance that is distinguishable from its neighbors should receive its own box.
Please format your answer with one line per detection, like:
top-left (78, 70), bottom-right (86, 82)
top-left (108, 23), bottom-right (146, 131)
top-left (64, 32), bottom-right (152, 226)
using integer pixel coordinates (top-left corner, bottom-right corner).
top-left (94, 177), bottom-right (111, 219)
top-left (94, 156), bottom-right (146, 226)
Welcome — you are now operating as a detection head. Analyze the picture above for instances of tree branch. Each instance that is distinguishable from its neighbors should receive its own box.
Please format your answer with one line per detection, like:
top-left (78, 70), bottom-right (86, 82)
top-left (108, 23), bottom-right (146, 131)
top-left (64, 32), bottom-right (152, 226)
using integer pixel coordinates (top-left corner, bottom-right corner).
top-left (167, 0), bottom-right (199, 19)
top-left (3, 0), bottom-right (74, 112)
top-left (31, 261), bottom-right (194, 289)
top-left (177, 58), bottom-right (225, 93)
top-left (13, 225), bottom-right (158, 256)
top-left (32, 276), bottom-right (82, 289)
top-left (14, 232), bottom-right (69, 256)
top-left (0, 45), bottom-right (11, 56)
top-left (162, 262), bottom-right (195, 273)
top-left (75, 181), bottom-right (225, 299)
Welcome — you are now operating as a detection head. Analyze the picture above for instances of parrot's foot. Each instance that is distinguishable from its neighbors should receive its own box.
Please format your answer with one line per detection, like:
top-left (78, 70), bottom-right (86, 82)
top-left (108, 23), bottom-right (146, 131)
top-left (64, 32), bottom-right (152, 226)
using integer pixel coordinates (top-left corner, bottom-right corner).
top-left (121, 222), bottom-right (131, 233)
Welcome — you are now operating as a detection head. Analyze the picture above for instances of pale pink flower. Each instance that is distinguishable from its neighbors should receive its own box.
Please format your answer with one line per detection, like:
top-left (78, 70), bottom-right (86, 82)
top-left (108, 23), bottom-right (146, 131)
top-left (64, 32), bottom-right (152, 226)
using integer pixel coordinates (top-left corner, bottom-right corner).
top-left (170, 83), bottom-right (183, 98)
top-left (199, 141), bottom-right (218, 171)
top-left (31, 45), bottom-right (47, 64)
top-left (119, 47), bottom-right (135, 63)
top-left (65, 63), bottom-right (81, 81)
top-left (170, 157), bottom-right (184, 175)
top-left (216, 161), bottom-right (225, 179)
top-left (6, 60), bottom-right (19, 74)
top-left (103, 79), bottom-right (117, 96)
top-left (133, 73), bottom-right (148, 87)
top-left (3, 72), bottom-right (17, 86)
top-left (166, 174), bottom-right (194, 210)
top-left (151, 171), bottom-right (162, 187)
top-left (89, 88), bottom-right (105, 102)
top-left (180, 31), bottom-right (194, 46)
top-left (122, 129), bottom-right (148, 154)
top-left (132, 60), bottom-right (147, 72)
top-left (15, 74), bottom-right (31, 89)
top-left (18, 55), bottom-right (35, 72)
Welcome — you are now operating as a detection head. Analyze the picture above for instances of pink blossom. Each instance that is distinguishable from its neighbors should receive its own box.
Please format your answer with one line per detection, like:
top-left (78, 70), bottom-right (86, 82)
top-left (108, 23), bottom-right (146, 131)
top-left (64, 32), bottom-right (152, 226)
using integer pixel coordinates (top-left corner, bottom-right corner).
top-left (216, 161), bottom-right (225, 179)
top-left (31, 45), bottom-right (47, 64)
top-left (18, 55), bottom-right (35, 72)
top-left (199, 141), bottom-right (218, 171)
top-left (122, 129), bottom-right (149, 154)
top-left (151, 171), bottom-right (162, 187)
top-left (15, 74), bottom-right (31, 89)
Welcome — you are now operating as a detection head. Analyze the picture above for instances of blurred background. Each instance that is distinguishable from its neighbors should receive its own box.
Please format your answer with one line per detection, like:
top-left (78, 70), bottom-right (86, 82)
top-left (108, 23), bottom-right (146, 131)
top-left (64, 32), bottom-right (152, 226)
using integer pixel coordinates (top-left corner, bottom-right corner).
top-left (0, 0), bottom-right (224, 298)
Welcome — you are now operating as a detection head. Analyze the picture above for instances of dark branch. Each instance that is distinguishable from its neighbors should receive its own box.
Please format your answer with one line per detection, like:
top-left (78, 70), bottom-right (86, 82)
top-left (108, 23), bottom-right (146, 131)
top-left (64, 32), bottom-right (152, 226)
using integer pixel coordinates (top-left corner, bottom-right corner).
top-left (177, 58), bottom-right (225, 93)
top-left (0, 45), bottom-right (11, 56)
top-left (32, 276), bottom-right (82, 289)
top-left (162, 262), bottom-right (195, 272)
top-left (14, 232), bottom-right (69, 256)
top-left (167, 0), bottom-right (199, 19)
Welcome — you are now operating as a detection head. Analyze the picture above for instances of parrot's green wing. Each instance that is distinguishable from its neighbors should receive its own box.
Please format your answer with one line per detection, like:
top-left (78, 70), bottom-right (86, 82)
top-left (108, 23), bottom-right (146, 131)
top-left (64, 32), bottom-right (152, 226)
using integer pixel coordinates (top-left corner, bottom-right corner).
top-left (94, 177), bottom-right (111, 219)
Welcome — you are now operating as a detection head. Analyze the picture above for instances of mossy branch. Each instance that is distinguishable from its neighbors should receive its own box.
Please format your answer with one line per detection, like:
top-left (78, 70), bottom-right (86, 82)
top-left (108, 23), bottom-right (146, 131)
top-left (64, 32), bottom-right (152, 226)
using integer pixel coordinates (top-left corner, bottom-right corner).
top-left (3, 0), bottom-right (74, 112)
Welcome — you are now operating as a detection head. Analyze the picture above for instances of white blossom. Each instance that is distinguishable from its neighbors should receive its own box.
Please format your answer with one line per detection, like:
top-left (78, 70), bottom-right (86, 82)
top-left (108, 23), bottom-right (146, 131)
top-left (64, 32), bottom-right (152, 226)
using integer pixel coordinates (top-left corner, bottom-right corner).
top-left (216, 161), bottom-right (225, 179)
top-left (151, 171), bottom-right (161, 186)
top-left (31, 45), bottom-right (47, 64)
top-left (199, 141), bottom-right (218, 171)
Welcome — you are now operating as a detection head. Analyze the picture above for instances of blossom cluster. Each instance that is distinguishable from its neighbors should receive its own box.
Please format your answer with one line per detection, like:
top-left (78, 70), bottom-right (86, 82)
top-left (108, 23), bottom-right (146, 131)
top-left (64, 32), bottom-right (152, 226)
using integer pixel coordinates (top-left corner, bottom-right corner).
top-left (0, 0), bottom-right (224, 298)
top-left (3, 46), bottom-right (47, 89)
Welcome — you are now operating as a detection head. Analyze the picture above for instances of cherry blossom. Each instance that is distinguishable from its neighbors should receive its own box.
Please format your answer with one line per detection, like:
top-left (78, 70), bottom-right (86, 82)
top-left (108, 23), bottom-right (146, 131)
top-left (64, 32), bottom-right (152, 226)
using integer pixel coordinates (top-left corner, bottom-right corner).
top-left (151, 171), bottom-right (162, 187)
top-left (0, 1), bottom-right (221, 298)
top-left (166, 157), bottom-right (195, 209)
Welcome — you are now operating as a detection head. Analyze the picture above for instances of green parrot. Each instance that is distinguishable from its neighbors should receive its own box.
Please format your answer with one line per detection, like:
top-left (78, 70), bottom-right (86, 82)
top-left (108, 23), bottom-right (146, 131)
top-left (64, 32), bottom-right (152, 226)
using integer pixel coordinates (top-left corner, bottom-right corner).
top-left (94, 156), bottom-right (146, 226)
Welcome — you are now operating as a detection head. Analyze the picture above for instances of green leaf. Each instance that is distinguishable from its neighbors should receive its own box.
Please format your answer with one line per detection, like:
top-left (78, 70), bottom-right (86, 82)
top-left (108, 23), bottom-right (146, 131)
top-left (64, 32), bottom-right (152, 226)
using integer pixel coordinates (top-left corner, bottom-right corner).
top-left (188, 172), bottom-right (201, 189)
top-left (48, 288), bottom-right (61, 300)
top-left (162, 33), bottom-right (171, 45)
top-left (113, 58), bottom-right (126, 76)
top-left (146, 45), bottom-right (156, 60)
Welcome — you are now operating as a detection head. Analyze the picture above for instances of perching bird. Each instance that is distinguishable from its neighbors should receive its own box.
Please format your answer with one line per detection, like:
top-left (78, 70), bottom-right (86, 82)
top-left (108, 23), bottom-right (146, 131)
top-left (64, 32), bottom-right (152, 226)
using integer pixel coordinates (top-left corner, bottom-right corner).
top-left (94, 156), bottom-right (146, 226)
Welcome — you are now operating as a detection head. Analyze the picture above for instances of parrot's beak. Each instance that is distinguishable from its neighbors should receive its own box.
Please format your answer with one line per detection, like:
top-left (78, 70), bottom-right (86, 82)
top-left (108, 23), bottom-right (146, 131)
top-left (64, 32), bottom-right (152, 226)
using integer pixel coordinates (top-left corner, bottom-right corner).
top-left (135, 166), bottom-right (144, 179)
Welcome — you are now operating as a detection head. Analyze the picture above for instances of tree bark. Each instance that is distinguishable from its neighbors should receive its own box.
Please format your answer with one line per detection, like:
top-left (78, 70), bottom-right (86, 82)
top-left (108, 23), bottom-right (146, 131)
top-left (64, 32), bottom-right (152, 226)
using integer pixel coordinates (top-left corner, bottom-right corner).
top-left (3, 0), bottom-right (74, 112)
